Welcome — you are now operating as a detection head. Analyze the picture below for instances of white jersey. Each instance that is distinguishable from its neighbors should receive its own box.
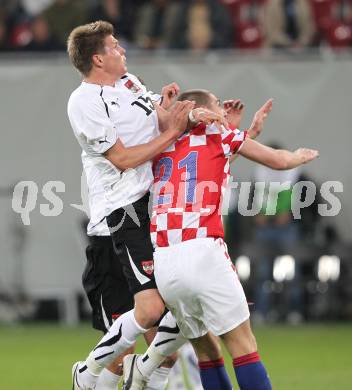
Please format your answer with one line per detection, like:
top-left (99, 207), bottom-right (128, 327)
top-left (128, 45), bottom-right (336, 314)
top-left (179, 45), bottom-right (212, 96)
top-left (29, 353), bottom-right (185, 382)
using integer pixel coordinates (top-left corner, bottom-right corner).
top-left (67, 73), bottom-right (160, 236)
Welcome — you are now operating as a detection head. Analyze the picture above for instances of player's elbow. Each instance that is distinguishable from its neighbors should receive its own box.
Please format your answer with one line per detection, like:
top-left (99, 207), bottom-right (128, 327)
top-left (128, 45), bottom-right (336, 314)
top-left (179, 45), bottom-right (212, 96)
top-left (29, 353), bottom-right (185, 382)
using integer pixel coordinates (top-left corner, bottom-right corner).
top-left (112, 156), bottom-right (138, 171)
top-left (105, 149), bottom-right (138, 171)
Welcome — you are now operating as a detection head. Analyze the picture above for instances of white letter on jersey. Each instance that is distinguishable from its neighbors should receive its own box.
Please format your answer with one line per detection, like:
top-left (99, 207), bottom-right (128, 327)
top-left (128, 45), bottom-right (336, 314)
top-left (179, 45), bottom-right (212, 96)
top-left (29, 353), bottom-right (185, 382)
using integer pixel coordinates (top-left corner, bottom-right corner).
top-left (12, 181), bottom-right (38, 225)
top-left (40, 181), bottom-right (65, 217)
top-left (291, 181), bottom-right (316, 219)
top-left (318, 181), bottom-right (343, 216)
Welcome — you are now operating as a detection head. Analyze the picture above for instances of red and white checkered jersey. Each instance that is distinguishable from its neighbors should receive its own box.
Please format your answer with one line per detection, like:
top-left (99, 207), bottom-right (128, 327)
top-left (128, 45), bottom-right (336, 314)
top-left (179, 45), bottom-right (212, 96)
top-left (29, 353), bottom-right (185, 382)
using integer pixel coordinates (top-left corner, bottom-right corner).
top-left (150, 122), bottom-right (247, 247)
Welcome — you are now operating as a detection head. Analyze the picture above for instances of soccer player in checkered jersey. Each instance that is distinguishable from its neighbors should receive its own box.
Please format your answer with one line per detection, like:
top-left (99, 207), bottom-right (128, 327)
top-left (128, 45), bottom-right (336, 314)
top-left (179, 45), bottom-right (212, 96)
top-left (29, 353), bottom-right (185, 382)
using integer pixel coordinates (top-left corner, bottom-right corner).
top-left (67, 21), bottom-right (226, 390)
top-left (122, 90), bottom-right (319, 390)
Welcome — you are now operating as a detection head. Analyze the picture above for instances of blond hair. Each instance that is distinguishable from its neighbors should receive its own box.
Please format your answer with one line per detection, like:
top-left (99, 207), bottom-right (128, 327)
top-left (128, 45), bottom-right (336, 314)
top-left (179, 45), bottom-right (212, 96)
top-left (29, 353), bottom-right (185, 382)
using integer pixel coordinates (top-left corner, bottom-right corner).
top-left (67, 20), bottom-right (114, 76)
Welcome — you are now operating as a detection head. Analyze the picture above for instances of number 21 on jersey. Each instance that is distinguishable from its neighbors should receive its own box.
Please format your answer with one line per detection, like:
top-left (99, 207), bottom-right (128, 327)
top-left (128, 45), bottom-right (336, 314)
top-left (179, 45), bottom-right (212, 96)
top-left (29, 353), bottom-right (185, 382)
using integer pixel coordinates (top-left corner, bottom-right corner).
top-left (154, 151), bottom-right (198, 206)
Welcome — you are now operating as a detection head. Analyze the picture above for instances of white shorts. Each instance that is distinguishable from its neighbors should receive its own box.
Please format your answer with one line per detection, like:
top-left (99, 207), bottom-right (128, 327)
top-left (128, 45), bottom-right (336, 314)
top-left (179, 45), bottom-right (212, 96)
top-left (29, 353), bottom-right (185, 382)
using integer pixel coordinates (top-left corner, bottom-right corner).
top-left (154, 237), bottom-right (250, 339)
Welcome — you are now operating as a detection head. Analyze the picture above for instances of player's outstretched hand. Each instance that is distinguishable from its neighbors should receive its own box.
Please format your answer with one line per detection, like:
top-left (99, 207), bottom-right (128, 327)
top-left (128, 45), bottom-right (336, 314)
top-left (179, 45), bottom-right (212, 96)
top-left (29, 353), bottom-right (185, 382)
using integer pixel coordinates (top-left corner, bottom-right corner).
top-left (169, 100), bottom-right (195, 136)
top-left (223, 99), bottom-right (245, 129)
top-left (294, 148), bottom-right (319, 164)
top-left (161, 82), bottom-right (180, 110)
top-left (190, 107), bottom-right (228, 132)
top-left (248, 99), bottom-right (273, 139)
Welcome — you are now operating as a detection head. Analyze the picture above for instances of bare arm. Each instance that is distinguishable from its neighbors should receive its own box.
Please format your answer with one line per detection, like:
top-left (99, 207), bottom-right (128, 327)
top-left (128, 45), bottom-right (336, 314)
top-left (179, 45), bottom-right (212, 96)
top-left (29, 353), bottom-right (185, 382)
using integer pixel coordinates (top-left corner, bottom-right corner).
top-left (154, 103), bottom-right (171, 133)
top-left (229, 99), bottom-right (273, 163)
top-left (154, 82), bottom-right (181, 132)
top-left (156, 103), bottom-right (228, 133)
top-left (238, 138), bottom-right (319, 170)
top-left (104, 101), bottom-right (193, 170)
top-left (160, 82), bottom-right (180, 110)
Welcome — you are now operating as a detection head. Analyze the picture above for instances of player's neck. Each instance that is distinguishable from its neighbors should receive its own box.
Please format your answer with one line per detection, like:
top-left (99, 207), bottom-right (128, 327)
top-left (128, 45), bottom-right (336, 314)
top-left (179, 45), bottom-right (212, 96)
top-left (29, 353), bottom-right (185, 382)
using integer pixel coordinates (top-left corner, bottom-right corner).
top-left (84, 71), bottom-right (119, 88)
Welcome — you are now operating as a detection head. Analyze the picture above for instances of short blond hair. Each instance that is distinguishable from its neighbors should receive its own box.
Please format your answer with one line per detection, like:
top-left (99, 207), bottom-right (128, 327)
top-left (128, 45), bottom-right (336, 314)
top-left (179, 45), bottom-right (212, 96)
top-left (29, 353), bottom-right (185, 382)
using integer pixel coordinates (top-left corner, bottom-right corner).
top-left (67, 20), bottom-right (114, 76)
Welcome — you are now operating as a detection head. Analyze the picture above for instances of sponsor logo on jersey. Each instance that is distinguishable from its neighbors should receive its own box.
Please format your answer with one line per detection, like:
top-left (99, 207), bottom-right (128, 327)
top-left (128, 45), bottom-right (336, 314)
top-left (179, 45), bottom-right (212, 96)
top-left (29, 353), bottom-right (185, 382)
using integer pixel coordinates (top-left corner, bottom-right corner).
top-left (124, 79), bottom-right (141, 94)
top-left (141, 260), bottom-right (154, 275)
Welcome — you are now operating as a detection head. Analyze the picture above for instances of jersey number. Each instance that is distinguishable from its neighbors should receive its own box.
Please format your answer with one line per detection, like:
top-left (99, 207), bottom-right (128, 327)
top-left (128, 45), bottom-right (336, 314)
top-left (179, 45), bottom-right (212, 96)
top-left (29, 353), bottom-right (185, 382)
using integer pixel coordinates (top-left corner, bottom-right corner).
top-left (154, 151), bottom-right (198, 205)
top-left (131, 96), bottom-right (154, 116)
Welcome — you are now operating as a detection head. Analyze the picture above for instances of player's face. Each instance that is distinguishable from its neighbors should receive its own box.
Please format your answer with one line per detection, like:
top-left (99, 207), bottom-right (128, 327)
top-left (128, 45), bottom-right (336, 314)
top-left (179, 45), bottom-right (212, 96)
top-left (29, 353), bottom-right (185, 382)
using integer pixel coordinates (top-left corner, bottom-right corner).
top-left (101, 35), bottom-right (127, 78)
top-left (208, 93), bottom-right (225, 117)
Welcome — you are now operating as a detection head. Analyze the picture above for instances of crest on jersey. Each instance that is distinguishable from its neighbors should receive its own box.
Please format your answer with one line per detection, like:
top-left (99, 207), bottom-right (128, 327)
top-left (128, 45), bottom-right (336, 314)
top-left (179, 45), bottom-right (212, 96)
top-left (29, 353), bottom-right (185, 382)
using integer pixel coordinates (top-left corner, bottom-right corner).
top-left (124, 79), bottom-right (141, 94)
top-left (141, 260), bottom-right (154, 275)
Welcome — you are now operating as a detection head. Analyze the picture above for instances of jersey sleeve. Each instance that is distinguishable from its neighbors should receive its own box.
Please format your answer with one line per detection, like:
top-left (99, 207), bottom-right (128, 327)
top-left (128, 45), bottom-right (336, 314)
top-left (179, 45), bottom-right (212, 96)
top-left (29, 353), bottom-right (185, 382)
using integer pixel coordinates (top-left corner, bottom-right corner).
top-left (70, 97), bottom-right (118, 155)
top-left (221, 127), bottom-right (248, 157)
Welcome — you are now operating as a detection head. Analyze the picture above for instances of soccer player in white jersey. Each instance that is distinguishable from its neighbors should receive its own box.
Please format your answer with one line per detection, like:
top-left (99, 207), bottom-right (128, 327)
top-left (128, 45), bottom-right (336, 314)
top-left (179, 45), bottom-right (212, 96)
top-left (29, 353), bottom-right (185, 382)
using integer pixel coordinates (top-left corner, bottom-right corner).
top-left (67, 21), bottom-right (225, 390)
top-left (122, 90), bottom-right (319, 390)
top-left (80, 82), bottom-right (203, 390)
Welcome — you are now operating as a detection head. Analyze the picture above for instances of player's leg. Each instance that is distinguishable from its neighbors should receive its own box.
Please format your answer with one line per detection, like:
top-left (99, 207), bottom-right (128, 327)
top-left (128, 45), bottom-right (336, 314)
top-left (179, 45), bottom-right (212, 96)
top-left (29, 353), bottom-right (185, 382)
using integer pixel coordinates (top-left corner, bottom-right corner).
top-left (220, 320), bottom-right (272, 390)
top-left (200, 239), bottom-right (272, 390)
top-left (123, 311), bottom-right (187, 390)
top-left (76, 236), bottom-right (136, 389)
top-left (109, 193), bottom-right (165, 329)
top-left (190, 332), bottom-right (233, 390)
top-left (95, 237), bottom-right (138, 389)
top-left (168, 342), bottom-right (203, 390)
top-left (123, 239), bottom-right (226, 389)
top-left (143, 327), bottom-right (178, 390)
top-left (73, 195), bottom-right (165, 389)
top-left (96, 346), bottom-right (135, 390)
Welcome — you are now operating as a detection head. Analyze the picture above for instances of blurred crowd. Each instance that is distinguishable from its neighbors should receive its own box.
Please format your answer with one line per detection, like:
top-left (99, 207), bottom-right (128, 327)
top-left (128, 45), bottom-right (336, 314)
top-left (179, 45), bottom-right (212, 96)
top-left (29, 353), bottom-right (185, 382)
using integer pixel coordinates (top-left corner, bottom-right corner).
top-left (0, 0), bottom-right (352, 52)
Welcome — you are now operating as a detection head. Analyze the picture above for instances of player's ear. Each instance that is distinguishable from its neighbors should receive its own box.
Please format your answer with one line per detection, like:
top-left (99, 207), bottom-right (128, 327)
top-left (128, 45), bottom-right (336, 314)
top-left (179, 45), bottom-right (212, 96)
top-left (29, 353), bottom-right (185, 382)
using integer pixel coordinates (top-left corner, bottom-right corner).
top-left (92, 53), bottom-right (103, 68)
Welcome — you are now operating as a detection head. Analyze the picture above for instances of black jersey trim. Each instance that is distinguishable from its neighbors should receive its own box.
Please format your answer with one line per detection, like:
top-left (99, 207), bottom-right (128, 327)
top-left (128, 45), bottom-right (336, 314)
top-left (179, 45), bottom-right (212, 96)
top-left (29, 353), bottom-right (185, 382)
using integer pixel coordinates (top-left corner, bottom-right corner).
top-left (100, 87), bottom-right (110, 118)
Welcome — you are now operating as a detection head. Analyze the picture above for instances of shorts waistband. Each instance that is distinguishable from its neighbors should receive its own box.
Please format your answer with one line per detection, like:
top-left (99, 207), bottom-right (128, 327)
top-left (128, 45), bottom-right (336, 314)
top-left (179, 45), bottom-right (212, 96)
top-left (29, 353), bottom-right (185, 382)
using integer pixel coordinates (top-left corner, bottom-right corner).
top-left (155, 237), bottom-right (218, 252)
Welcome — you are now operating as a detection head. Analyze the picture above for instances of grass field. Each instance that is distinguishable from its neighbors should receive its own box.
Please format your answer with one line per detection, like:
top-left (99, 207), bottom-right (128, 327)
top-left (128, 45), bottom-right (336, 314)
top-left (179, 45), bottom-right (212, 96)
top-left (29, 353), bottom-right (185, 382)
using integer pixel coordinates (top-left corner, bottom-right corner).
top-left (1, 323), bottom-right (351, 389)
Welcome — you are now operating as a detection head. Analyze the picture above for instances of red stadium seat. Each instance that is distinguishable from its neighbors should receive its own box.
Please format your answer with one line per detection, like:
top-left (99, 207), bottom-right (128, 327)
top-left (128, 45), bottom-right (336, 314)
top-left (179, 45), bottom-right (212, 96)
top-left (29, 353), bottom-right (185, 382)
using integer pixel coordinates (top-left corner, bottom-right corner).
top-left (325, 20), bottom-right (352, 46)
top-left (10, 23), bottom-right (32, 47)
top-left (236, 22), bottom-right (264, 48)
top-left (309, 0), bottom-right (336, 32)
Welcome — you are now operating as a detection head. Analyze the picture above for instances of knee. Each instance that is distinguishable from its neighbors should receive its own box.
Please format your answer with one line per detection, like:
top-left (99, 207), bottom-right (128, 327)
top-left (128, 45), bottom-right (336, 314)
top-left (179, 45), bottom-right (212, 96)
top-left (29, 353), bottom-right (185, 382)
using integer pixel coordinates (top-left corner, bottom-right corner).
top-left (145, 299), bottom-right (165, 325)
top-left (134, 292), bottom-right (165, 328)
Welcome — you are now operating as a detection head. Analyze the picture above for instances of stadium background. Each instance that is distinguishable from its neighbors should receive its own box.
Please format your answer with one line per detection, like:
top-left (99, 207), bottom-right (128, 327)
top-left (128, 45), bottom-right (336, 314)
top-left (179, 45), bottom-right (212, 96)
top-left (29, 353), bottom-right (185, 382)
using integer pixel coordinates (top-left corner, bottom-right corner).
top-left (0, 0), bottom-right (352, 389)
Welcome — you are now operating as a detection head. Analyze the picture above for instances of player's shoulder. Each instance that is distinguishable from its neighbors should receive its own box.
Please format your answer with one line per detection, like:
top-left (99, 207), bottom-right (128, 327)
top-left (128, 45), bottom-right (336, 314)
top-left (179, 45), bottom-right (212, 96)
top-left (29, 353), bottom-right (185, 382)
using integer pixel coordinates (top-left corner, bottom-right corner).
top-left (124, 72), bottom-right (144, 86)
top-left (118, 73), bottom-right (147, 96)
top-left (68, 83), bottom-right (103, 114)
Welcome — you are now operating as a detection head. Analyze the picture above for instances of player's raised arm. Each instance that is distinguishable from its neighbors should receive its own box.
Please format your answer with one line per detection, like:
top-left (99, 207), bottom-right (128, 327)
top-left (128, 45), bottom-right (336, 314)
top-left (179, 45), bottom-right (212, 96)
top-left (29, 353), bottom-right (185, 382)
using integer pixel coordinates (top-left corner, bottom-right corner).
top-left (160, 82), bottom-right (180, 110)
top-left (104, 101), bottom-right (194, 170)
top-left (247, 98), bottom-right (273, 140)
top-left (229, 99), bottom-right (272, 163)
top-left (238, 138), bottom-right (319, 170)
top-left (153, 82), bottom-right (180, 132)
